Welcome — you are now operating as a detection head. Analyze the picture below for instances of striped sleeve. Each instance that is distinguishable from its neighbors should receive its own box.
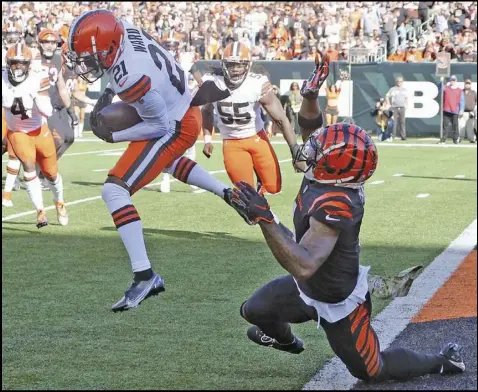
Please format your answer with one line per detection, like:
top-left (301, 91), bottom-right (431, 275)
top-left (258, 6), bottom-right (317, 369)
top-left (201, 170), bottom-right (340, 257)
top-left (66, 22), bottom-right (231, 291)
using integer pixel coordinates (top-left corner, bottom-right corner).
top-left (39, 77), bottom-right (51, 92)
top-left (308, 191), bottom-right (359, 230)
top-left (117, 74), bottom-right (152, 104)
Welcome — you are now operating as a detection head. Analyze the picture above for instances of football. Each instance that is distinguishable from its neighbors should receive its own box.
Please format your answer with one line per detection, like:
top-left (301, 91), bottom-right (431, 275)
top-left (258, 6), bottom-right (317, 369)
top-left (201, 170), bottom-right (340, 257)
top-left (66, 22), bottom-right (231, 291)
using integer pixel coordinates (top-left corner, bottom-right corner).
top-left (98, 101), bottom-right (143, 132)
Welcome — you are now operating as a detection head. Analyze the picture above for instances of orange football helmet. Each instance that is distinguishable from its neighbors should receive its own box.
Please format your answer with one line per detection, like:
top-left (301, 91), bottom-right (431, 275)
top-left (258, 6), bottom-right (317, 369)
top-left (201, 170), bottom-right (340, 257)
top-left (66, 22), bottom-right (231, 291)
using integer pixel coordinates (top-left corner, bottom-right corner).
top-left (294, 123), bottom-right (378, 187)
top-left (221, 42), bottom-right (252, 89)
top-left (67, 9), bottom-right (124, 83)
top-left (38, 28), bottom-right (60, 59)
top-left (6, 43), bottom-right (33, 84)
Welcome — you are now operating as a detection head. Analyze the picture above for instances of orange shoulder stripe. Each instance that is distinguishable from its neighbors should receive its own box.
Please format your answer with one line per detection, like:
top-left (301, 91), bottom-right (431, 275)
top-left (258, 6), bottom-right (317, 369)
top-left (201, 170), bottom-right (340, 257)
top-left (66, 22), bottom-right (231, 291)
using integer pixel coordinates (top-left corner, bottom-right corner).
top-left (308, 191), bottom-right (352, 214)
top-left (118, 75), bottom-right (152, 104)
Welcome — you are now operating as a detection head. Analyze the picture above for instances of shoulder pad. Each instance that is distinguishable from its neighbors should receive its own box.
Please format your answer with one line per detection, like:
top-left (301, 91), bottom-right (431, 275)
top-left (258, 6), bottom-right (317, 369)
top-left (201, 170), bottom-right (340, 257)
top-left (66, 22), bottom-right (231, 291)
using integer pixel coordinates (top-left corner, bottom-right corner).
top-left (115, 73), bottom-right (152, 104)
top-left (308, 190), bottom-right (359, 230)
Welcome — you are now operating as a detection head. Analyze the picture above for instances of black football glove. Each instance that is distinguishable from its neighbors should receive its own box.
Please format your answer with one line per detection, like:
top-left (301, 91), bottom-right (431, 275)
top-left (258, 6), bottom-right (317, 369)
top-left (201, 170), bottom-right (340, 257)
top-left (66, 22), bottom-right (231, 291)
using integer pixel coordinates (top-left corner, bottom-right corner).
top-left (90, 87), bottom-right (115, 143)
top-left (231, 181), bottom-right (274, 224)
top-left (67, 107), bottom-right (79, 126)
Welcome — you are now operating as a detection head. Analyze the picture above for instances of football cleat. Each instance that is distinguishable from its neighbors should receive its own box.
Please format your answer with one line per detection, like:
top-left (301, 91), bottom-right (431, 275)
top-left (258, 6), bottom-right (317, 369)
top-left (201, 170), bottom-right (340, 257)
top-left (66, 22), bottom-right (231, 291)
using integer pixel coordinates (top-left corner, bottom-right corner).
top-left (300, 52), bottom-right (329, 99)
top-left (36, 209), bottom-right (48, 229)
top-left (368, 265), bottom-right (423, 299)
top-left (440, 343), bottom-right (465, 374)
top-left (55, 201), bottom-right (69, 226)
top-left (247, 325), bottom-right (304, 354)
top-left (111, 272), bottom-right (165, 312)
top-left (223, 188), bottom-right (256, 225)
top-left (2, 191), bottom-right (13, 207)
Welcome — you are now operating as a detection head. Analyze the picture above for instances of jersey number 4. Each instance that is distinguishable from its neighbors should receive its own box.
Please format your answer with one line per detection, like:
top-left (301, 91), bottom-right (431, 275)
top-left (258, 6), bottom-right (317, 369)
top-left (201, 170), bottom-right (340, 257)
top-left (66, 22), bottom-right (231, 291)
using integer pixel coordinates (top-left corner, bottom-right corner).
top-left (217, 102), bottom-right (252, 125)
top-left (11, 97), bottom-right (30, 120)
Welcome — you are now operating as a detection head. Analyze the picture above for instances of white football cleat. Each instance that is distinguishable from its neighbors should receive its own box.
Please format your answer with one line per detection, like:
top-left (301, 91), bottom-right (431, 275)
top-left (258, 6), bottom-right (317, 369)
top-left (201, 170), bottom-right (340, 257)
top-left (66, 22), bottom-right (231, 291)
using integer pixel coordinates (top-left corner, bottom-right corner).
top-left (55, 201), bottom-right (69, 226)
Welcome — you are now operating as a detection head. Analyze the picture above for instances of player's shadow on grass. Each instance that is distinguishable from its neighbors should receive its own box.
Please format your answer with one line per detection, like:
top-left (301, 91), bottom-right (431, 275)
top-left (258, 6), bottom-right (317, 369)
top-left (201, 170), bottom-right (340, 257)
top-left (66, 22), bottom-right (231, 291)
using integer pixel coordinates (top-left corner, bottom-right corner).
top-left (71, 181), bottom-right (191, 193)
top-left (100, 226), bottom-right (248, 241)
top-left (401, 175), bottom-right (477, 182)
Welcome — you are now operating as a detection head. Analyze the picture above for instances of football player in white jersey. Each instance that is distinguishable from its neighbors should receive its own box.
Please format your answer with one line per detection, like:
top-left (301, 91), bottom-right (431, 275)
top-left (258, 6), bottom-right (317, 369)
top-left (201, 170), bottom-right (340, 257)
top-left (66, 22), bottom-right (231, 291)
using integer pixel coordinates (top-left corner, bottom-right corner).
top-left (2, 44), bottom-right (68, 227)
top-left (66, 10), bottom-right (251, 312)
top-left (201, 42), bottom-right (301, 196)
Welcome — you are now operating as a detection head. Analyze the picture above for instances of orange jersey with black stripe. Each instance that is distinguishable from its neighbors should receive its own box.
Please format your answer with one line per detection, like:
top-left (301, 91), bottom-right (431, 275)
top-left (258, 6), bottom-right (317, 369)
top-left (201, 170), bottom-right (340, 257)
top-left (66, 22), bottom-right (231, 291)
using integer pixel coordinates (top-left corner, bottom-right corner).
top-left (293, 178), bottom-right (365, 303)
top-left (107, 21), bottom-right (191, 123)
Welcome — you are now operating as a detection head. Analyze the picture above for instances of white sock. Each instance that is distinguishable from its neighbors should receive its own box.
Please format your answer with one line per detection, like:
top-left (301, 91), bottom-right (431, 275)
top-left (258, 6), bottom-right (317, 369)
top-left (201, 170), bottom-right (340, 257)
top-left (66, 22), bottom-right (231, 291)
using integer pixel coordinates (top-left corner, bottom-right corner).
top-left (79, 123), bottom-right (84, 137)
top-left (169, 156), bottom-right (228, 198)
top-left (47, 173), bottom-right (64, 202)
top-left (24, 172), bottom-right (44, 211)
top-left (101, 182), bottom-right (151, 272)
top-left (4, 159), bottom-right (21, 192)
top-left (162, 173), bottom-right (170, 183)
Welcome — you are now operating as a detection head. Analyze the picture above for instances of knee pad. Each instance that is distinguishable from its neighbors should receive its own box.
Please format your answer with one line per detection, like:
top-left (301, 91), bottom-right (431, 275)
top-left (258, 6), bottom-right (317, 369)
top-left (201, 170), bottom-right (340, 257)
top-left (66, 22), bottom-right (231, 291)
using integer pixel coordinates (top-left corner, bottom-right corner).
top-left (102, 178), bottom-right (130, 202)
top-left (298, 113), bottom-right (324, 131)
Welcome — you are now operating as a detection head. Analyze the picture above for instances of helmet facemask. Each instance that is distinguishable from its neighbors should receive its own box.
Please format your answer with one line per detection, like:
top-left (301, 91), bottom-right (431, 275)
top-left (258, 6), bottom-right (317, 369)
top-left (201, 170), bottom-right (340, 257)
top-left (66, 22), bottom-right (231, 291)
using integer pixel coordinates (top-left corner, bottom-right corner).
top-left (7, 59), bottom-right (31, 84)
top-left (39, 38), bottom-right (57, 59)
top-left (222, 60), bottom-right (250, 89)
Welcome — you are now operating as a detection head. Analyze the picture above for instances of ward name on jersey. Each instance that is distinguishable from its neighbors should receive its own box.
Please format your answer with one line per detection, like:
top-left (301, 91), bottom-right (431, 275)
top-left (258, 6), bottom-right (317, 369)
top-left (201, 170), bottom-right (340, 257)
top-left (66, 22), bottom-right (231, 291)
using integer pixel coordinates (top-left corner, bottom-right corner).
top-left (107, 23), bottom-right (191, 123)
top-left (2, 68), bottom-right (50, 133)
top-left (202, 71), bottom-right (270, 139)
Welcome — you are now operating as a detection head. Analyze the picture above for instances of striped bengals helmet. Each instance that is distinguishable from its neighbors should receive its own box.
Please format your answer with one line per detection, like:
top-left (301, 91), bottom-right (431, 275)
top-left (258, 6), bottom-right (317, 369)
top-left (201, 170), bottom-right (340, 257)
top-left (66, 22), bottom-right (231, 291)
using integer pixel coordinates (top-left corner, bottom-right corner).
top-left (67, 10), bottom-right (124, 83)
top-left (6, 43), bottom-right (33, 84)
top-left (294, 123), bottom-right (378, 187)
top-left (221, 42), bottom-right (252, 89)
top-left (38, 28), bottom-right (60, 59)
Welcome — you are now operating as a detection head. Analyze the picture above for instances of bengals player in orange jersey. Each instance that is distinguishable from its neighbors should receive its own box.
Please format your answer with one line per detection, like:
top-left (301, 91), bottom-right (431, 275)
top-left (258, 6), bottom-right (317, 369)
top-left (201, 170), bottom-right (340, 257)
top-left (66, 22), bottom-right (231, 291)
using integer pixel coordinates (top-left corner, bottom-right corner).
top-left (228, 58), bottom-right (465, 383)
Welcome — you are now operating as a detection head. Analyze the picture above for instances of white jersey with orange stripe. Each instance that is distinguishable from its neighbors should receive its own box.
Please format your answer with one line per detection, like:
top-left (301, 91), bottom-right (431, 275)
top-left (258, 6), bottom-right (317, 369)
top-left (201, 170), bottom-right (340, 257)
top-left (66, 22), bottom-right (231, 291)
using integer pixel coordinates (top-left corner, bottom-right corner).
top-left (107, 21), bottom-right (191, 123)
top-left (2, 68), bottom-right (51, 133)
top-left (201, 72), bottom-right (270, 139)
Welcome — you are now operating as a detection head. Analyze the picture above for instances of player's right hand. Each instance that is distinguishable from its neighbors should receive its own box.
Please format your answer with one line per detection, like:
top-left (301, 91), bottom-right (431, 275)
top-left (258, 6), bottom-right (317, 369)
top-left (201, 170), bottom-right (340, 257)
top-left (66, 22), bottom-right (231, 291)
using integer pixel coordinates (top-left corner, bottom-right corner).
top-left (203, 142), bottom-right (214, 158)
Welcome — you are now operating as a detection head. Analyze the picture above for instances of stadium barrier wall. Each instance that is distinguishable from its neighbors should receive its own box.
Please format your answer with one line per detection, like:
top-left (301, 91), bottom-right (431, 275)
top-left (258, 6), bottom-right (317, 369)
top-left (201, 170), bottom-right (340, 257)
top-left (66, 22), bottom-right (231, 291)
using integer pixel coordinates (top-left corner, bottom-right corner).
top-left (88, 61), bottom-right (476, 137)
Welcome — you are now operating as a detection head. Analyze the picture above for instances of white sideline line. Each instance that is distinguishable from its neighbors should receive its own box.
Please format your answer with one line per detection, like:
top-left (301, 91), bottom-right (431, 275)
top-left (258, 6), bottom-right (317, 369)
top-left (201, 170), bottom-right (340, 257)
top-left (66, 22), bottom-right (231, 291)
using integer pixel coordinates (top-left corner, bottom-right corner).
top-left (2, 160), bottom-right (292, 222)
top-left (303, 219), bottom-right (477, 390)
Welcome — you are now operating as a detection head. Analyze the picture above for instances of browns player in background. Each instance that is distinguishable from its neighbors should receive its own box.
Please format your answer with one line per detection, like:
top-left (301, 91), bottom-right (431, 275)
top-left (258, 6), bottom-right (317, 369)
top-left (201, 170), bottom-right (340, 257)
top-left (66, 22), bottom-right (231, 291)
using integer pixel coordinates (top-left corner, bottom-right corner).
top-left (2, 43), bottom-right (68, 227)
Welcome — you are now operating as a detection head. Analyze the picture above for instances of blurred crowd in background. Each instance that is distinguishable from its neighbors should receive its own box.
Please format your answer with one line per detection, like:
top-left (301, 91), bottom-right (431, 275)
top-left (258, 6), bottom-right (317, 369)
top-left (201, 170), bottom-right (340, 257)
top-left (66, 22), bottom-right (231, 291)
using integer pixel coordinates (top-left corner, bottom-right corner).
top-left (2, 1), bottom-right (477, 63)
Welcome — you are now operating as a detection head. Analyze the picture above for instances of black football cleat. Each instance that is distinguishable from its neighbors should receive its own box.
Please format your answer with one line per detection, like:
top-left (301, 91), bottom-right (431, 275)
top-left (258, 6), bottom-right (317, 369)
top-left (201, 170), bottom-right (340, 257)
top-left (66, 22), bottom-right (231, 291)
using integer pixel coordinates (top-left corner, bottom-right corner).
top-left (111, 272), bottom-right (165, 312)
top-left (246, 325), bottom-right (304, 354)
top-left (440, 343), bottom-right (465, 374)
top-left (223, 188), bottom-right (255, 225)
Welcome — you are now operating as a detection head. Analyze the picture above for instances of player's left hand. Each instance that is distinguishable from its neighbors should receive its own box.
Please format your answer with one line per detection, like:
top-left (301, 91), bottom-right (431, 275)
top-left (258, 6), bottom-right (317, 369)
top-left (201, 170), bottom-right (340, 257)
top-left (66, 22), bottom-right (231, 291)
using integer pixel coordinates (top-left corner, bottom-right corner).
top-left (93, 112), bottom-right (115, 143)
top-left (231, 181), bottom-right (274, 224)
top-left (68, 109), bottom-right (79, 127)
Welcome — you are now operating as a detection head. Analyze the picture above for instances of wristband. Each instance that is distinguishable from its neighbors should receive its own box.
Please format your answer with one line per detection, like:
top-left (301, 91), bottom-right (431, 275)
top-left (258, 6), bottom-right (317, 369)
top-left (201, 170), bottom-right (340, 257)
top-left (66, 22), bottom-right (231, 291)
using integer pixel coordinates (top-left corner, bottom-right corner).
top-left (204, 135), bottom-right (212, 144)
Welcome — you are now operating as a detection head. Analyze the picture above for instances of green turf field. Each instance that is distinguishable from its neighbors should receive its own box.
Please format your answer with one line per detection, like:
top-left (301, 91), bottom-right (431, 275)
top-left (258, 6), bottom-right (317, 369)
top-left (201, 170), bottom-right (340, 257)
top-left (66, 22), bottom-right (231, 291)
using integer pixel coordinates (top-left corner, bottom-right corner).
top-left (2, 138), bottom-right (477, 390)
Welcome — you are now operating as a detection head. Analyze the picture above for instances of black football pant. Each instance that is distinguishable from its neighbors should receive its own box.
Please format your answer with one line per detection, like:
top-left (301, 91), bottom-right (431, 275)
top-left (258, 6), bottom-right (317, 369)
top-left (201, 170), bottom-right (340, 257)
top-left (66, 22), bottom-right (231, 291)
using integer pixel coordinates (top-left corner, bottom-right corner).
top-left (240, 275), bottom-right (446, 382)
top-left (442, 112), bottom-right (460, 143)
top-left (49, 107), bottom-right (75, 159)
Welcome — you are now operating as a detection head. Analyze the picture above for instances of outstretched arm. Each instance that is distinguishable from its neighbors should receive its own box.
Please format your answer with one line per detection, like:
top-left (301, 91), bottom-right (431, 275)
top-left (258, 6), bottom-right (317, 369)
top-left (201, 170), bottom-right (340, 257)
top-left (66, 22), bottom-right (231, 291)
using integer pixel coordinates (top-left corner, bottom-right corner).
top-left (259, 216), bottom-right (339, 281)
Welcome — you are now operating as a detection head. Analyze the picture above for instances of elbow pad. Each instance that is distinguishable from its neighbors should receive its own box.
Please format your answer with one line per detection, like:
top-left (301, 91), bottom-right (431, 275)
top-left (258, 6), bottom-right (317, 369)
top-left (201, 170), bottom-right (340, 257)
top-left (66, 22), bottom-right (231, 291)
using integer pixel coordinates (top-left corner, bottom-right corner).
top-left (298, 113), bottom-right (323, 130)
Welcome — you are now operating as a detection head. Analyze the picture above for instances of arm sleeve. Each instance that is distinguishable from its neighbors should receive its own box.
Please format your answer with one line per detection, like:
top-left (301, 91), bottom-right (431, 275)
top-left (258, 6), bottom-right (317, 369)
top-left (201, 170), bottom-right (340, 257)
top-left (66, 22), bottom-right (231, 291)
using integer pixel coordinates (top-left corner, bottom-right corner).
top-left (112, 89), bottom-right (170, 142)
top-left (308, 191), bottom-right (359, 231)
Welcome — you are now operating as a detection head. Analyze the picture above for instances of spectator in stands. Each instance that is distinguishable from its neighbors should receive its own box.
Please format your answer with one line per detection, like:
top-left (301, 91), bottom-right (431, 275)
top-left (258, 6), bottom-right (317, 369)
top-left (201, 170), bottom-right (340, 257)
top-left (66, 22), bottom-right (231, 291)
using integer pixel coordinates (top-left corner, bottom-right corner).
top-left (460, 78), bottom-right (477, 143)
top-left (439, 75), bottom-right (465, 144)
top-left (388, 46), bottom-right (407, 61)
top-left (386, 76), bottom-right (409, 141)
top-left (405, 42), bottom-right (423, 62)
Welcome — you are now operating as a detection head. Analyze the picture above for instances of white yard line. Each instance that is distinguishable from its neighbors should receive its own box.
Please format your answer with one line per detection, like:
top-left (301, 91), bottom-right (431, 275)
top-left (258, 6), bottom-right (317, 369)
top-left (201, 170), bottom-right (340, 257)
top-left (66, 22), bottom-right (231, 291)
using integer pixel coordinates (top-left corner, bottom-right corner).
top-left (416, 193), bottom-right (430, 198)
top-left (2, 159), bottom-right (292, 222)
top-left (2, 147), bottom-right (126, 163)
top-left (368, 180), bottom-right (384, 185)
top-left (455, 175), bottom-right (466, 179)
top-left (303, 219), bottom-right (477, 390)
top-left (393, 173), bottom-right (404, 177)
